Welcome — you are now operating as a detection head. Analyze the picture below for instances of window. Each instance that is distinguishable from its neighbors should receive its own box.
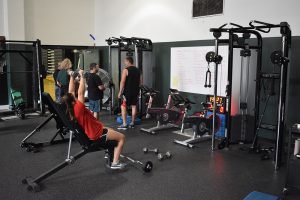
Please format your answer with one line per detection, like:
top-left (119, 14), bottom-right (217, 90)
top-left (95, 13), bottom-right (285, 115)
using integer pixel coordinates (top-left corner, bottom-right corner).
top-left (193, 0), bottom-right (224, 18)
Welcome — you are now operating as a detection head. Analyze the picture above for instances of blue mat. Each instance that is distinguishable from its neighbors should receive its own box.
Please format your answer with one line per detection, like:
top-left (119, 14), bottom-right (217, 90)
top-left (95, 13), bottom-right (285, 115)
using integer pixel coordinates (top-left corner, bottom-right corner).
top-left (116, 116), bottom-right (141, 125)
top-left (243, 191), bottom-right (281, 200)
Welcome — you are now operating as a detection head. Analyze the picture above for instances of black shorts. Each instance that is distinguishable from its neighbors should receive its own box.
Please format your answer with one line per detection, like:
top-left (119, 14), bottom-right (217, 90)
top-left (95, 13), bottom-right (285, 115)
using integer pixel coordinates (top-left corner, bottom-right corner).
top-left (122, 94), bottom-right (138, 106)
top-left (93, 128), bottom-right (108, 147)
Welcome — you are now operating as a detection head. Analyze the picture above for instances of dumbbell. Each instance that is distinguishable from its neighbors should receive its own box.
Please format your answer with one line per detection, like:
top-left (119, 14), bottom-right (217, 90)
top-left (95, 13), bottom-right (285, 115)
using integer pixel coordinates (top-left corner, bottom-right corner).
top-left (68, 69), bottom-right (89, 80)
top-left (120, 154), bottom-right (153, 173)
top-left (143, 147), bottom-right (159, 154)
top-left (157, 151), bottom-right (172, 161)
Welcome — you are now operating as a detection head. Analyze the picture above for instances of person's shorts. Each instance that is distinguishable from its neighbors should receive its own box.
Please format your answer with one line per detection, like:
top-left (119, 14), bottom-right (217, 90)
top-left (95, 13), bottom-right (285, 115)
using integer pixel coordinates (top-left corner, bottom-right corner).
top-left (89, 99), bottom-right (101, 112)
top-left (122, 94), bottom-right (138, 107)
top-left (100, 128), bottom-right (108, 142)
top-left (93, 128), bottom-right (108, 147)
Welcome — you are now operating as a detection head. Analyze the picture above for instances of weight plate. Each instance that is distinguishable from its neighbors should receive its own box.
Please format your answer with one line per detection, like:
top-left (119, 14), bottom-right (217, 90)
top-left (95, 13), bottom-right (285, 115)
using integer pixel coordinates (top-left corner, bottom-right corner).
top-left (166, 152), bottom-right (172, 158)
top-left (270, 50), bottom-right (282, 65)
top-left (206, 51), bottom-right (215, 63)
top-left (196, 121), bottom-right (208, 136)
top-left (157, 154), bottom-right (163, 160)
top-left (162, 112), bottom-right (169, 122)
top-left (144, 161), bottom-right (153, 173)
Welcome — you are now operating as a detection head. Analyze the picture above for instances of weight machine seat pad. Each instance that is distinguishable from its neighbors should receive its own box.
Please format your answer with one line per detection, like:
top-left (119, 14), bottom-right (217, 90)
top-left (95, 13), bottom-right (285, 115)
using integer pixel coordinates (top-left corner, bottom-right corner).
top-left (42, 92), bottom-right (117, 151)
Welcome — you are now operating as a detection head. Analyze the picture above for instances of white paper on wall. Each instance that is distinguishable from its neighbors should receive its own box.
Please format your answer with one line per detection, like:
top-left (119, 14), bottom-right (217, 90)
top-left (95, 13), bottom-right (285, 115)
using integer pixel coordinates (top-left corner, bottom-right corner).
top-left (170, 46), bottom-right (228, 96)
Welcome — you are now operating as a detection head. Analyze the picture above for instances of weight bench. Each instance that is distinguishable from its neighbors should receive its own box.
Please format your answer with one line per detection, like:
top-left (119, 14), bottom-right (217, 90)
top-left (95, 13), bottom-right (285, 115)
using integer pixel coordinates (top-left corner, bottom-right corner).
top-left (20, 94), bottom-right (70, 152)
top-left (22, 93), bottom-right (117, 192)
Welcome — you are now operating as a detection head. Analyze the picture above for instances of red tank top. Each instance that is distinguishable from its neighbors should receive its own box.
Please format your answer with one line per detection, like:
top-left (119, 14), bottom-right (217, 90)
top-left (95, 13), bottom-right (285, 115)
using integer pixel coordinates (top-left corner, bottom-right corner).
top-left (73, 100), bottom-right (103, 140)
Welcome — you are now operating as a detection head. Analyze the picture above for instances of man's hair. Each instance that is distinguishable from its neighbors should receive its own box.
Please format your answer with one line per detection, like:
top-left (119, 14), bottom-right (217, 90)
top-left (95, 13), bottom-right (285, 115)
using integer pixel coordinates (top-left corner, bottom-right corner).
top-left (126, 57), bottom-right (134, 64)
top-left (89, 63), bottom-right (97, 70)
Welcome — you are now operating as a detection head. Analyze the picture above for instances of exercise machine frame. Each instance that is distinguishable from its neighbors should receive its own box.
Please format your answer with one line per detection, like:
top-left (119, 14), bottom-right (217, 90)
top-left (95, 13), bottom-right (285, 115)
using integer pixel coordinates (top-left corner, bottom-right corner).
top-left (0, 39), bottom-right (45, 114)
top-left (209, 20), bottom-right (291, 170)
top-left (105, 36), bottom-right (152, 117)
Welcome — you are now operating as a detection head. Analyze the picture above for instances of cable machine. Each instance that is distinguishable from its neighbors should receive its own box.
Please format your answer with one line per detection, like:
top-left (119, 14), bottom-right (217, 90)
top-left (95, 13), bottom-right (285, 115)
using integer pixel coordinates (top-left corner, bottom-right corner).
top-left (208, 21), bottom-right (291, 170)
top-left (105, 36), bottom-right (153, 117)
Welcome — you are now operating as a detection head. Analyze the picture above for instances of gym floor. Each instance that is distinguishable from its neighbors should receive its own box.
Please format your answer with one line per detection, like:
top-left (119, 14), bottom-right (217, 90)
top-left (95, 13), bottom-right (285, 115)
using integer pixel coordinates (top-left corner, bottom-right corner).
top-left (0, 112), bottom-right (298, 200)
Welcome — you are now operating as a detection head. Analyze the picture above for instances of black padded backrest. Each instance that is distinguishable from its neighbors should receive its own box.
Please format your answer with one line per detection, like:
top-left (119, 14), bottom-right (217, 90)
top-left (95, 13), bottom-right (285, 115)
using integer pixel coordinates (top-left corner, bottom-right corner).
top-left (42, 96), bottom-right (64, 130)
top-left (42, 92), bottom-right (91, 147)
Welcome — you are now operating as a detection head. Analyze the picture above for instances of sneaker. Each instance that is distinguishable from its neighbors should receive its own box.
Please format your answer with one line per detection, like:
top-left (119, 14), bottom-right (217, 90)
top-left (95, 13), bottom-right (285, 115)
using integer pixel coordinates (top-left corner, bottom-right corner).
top-left (128, 123), bottom-right (135, 128)
top-left (110, 161), bottom-right (127, 170)
top-left (104, 151), bottom-right (109, 159)
top-left (117, 124), bottom-right (128, 130)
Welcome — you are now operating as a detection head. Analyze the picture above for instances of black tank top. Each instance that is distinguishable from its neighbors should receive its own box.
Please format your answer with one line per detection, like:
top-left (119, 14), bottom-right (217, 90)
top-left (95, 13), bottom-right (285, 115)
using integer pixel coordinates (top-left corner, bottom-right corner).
top-left (123, 66), bottom-right (140, 97)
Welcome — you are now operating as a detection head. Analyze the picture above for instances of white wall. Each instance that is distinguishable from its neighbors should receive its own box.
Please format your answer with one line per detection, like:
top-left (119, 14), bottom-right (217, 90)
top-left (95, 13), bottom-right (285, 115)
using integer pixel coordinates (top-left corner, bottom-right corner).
top-left (1, 0), bottom-right (25, 40)
top-left (0, 0), bottom-right (4, 36)
top-left (25, 0), bottom-right (95, 45)
top-left (94, 0), bottom-right (300, 45)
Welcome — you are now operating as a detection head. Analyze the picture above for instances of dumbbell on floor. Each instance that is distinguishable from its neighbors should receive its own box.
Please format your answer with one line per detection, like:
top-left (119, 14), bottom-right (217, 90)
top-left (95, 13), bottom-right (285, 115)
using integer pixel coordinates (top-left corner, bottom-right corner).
top-left (143, 147), bottom-right (159, 154)
top-left (120, 154), bottom-right (153, 173)
top-left (157, 151), bottom-right (172, 161)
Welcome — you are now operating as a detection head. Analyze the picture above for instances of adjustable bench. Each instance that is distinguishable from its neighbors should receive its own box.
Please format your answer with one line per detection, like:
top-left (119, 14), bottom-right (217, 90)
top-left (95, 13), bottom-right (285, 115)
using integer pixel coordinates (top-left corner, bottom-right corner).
top-left (22, 93), bottom-right (117, 192)
top-left (20, 94), bottom-right (71, 152)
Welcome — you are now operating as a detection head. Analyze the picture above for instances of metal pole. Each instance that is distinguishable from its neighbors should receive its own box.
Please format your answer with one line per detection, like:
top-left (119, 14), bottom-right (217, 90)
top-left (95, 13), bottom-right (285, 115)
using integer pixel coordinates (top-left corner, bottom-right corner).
top-left (35, 39), bottom-right (44, 114)
top-left (108, 46), bottom-right (114, 114)
top-left (66, 131), bottom-right (73, 160)
top-left (225, 30), bottom-right (234, 148)
top-left (275, 31), bottom-right (289, 170)
top-left (240, 49), bottom-right (251, 143)
top-left (108, 46), bottom-right (112, 76)
top-left (212, 39), bottom-right (219, 151)
top-left (253, 35), bottom-right (263, 149)
top-left (135, 45), bottom-right (139, 68)
top-left (134, 44), bottom-right (143, 118)
top-left (118, 47), bottom-right (122, 85)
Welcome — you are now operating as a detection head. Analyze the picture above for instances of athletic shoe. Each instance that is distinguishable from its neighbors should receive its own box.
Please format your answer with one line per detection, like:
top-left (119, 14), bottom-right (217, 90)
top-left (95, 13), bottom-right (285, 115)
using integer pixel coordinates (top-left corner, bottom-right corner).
top-left (128, 123), bottom-right (135, 128)
top-left (104, 151), bottom-right (109, 159)
top-left (117, 124), bottom-right (128, 130)
top-left (110, 161), bottom-right (127, 170)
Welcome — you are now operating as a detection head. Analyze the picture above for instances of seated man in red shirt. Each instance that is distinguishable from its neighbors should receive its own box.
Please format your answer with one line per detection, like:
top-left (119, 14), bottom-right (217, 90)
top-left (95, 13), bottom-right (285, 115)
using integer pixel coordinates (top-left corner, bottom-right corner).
top-left (61, 69), bottom-right (126, 170)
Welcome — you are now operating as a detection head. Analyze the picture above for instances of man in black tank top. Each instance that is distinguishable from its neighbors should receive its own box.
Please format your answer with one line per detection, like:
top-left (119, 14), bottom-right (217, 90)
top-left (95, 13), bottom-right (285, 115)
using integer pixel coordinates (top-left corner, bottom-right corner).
top-left (117, 57), bottom-right (141, 130)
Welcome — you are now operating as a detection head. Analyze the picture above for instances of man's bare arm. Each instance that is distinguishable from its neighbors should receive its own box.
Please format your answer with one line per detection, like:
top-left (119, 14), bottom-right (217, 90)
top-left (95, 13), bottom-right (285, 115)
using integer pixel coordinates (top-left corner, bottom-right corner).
top-left (98, 85), bottom-right (105, 91)
top-left (118, 69), bottom-right (127, 97)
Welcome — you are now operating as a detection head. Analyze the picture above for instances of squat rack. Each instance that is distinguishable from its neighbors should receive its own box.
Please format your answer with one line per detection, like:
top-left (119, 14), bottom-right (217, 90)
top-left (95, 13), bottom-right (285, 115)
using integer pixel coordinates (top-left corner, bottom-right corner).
top-left (0, 39), bottom-right (45, 114)
top-left (209, 21), bottom-right (291, 170)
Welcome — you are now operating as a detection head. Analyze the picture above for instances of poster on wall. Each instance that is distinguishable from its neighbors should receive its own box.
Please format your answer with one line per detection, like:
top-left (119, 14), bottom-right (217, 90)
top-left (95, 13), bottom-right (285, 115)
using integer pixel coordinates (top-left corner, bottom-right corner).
top-left (170, 46), bottom-right (228, 96)
top-left (192, 0), bottom-right (224, 18)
